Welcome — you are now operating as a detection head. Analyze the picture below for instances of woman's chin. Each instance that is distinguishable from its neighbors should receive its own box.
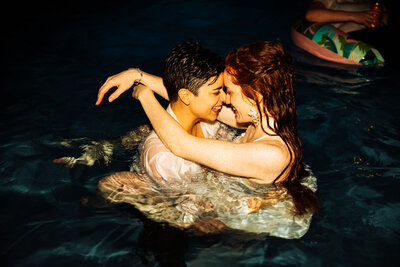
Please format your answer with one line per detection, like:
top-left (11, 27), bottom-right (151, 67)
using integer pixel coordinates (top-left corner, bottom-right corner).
top-left (235, 116), bottom-right (251, 125)
top-left (235, 117), bottom-right (246, 124)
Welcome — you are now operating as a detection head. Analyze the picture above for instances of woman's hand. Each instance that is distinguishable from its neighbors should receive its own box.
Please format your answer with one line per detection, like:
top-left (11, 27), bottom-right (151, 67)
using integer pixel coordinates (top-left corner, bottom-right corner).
top-left (305, 1), bottom-right (381, 28)
top-left (247, 198), bottom-right (262, 214)
top-left (353, 11), bottom-right (379, 28)
top-left (96, 69), bottom-right (141, 105)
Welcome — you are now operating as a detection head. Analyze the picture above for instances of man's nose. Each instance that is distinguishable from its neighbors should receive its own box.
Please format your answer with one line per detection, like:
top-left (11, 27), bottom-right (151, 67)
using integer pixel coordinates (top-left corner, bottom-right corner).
top-left (220, 90), bottom-right (227, 103)
top-left (224, 92), bottom-right (231, 105)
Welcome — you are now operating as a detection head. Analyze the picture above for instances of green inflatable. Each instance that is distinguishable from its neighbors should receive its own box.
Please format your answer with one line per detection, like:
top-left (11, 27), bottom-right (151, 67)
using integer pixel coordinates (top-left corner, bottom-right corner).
top-left (291, 19), bottom-right (384, 65)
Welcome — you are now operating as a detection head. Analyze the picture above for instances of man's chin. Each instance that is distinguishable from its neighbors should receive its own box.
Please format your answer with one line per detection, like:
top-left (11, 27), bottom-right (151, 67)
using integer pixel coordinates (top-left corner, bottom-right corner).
top-left (210, 114), bottom-right (219, 121)
top-left (199, 114), bottom-right (218, 122)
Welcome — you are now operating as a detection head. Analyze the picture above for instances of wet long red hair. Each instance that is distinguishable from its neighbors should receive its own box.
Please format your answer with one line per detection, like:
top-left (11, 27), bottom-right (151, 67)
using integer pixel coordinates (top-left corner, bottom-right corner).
top-left (225, 41), bottom-right (318, 215)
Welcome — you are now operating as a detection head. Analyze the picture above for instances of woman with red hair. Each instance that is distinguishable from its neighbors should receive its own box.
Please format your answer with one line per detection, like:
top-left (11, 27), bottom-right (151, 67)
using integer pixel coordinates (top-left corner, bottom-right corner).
top-left (96, 41), bottom-right (318, 237)
top-left (130, 41), bottom-right (318, 216)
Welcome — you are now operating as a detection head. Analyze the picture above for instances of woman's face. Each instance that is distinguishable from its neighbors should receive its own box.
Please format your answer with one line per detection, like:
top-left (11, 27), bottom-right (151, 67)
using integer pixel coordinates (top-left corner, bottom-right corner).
top-left (223, 70), bottom-right (255, 124)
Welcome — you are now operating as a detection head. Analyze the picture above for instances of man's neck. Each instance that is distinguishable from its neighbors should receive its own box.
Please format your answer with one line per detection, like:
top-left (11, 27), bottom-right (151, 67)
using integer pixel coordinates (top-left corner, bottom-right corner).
top-left (170, 101), bottom-right (199, 133)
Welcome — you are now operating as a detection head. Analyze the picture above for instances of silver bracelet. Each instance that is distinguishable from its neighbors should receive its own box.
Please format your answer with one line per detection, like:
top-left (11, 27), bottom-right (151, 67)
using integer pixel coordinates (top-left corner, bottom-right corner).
top-left (133, 68), bottom-right (143, 85)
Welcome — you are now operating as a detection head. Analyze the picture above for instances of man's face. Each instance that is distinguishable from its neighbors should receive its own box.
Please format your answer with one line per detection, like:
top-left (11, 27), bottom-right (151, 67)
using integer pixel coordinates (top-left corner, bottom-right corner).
top-left (189, 73), bottom-right (224, 122)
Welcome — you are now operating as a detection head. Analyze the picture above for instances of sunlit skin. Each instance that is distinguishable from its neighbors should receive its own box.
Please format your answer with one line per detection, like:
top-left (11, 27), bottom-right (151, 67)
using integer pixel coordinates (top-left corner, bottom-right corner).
top-left (223, 70), bottom-right (254, 124)
top-left (171, 73), bottom-right (225, 136)
top-left (95, 68), bottom-right (291, 216)
top-left (305, 1), bottom-right (381, 28)
top-left (223, 70), bottom-right (276, 142)
top-left (133, 83), bottom-right (291, 183)
top-left (96, 68), bottom-right (290, 182)
top-left (95, 69), bottom-right (226, 137)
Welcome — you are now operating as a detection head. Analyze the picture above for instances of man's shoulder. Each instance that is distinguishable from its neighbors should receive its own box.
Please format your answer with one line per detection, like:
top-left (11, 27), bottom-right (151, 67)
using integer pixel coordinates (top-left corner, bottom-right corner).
top-left (143, 130), bottom-right (169, 153)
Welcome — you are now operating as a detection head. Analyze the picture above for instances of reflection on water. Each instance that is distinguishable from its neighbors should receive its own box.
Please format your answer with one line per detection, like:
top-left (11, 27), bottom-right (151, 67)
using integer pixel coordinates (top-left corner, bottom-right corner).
top-left (2, 0), bottom-right (400, 266)
top-left (57, 122), bottom-right (317, 239)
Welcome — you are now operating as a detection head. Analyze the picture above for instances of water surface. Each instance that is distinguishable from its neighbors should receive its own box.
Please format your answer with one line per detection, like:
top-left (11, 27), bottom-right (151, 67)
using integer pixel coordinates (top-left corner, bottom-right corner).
top-left (2, 1), bottom-right (399, 266)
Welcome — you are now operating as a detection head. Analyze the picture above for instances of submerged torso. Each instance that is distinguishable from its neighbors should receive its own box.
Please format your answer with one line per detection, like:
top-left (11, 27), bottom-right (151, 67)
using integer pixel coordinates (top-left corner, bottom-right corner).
top-left (124, 114), bottom-right (318, 238)
top-left (139, 105), bottom-right (222, 186)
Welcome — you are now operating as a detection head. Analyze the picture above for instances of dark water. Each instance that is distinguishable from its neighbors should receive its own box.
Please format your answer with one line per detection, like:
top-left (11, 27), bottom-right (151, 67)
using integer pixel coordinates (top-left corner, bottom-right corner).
top-left (2, 0), bottom-right (399, 266)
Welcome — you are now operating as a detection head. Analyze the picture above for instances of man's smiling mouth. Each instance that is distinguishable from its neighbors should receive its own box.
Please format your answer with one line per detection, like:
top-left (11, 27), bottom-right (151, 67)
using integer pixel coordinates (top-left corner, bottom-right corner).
top-left (212, 106), bottom-right (222, 112)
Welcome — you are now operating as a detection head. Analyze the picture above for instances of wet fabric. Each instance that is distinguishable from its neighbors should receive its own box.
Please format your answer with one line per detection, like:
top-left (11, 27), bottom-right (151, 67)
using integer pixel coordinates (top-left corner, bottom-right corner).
top-left (139, 105), bottom-right (221, 186)
top-left (99, 107), bottom-right (318, 239)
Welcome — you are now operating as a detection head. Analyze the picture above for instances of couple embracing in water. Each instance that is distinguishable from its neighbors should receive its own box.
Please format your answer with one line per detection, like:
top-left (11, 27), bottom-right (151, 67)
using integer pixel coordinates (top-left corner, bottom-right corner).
top-left (94, 40), bottom-right (318, 238)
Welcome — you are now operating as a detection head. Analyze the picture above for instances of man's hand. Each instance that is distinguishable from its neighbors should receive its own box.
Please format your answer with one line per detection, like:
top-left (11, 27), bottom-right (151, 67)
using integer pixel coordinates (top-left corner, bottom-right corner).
top-left (132, 84), bottom-right (153, 101)
top-left (96, 69), bottom-right (140, 105)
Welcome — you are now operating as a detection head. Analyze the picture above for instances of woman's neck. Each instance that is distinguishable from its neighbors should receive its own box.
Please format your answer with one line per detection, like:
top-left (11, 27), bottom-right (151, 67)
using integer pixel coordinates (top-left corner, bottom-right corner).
top-left (244, 115), bottom-right (277, 142)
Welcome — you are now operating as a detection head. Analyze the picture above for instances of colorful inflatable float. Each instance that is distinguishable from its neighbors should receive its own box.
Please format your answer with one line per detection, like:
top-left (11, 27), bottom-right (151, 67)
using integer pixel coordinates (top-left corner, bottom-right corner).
top-left (291, 19), bottom-right (384, 65)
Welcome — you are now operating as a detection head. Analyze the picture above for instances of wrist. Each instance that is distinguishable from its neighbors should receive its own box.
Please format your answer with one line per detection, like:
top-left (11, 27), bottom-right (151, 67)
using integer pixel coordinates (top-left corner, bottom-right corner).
top-left (136, 86), bottom-right (154, 102)
top-left (128, 68), bottom-right (143, 84)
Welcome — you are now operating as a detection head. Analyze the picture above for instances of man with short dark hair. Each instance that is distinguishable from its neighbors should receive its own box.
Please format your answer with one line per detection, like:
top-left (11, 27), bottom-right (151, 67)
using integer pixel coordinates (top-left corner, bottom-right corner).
top-left (94, 40), bottom-right (242, 231)
top-left (140, 40), bottom-right (226, 185)
top-left (97, 40), bottom-right (234, 187)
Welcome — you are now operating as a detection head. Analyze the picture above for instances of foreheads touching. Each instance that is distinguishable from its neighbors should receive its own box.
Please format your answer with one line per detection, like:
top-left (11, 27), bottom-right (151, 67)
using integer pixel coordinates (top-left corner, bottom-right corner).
top-left (162, 40), bottom-right (224, 102)
top-left (224, 41), bottom-right (296, 117)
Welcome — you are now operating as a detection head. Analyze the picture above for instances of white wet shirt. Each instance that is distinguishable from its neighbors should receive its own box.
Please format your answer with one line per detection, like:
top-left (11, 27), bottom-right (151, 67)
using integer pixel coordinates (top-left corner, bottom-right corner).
top-left (140, 105), bottom-right (220, 186)
top-left (133, 106), bottom-right (318, 239)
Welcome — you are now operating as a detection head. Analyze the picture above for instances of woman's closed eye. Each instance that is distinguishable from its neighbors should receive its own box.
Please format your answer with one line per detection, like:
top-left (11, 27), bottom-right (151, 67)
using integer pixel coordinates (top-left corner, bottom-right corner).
top-left (224, 86), bottom-right (232, 96)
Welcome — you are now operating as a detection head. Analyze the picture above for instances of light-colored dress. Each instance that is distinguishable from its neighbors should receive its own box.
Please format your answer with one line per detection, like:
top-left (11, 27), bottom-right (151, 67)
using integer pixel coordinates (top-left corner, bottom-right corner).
top-left (101, 105), bottom-right (317, 239)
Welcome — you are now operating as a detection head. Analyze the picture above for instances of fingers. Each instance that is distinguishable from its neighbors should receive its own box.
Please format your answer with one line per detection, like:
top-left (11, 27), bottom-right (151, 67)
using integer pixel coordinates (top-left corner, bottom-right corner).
top-left (96, 73), bottom-right (136, 105)
top-left (131, 84), bottom-right (146, 100)
top-left (247, 197), bottom-right (262, 214)
top-left (362, 16), bottom-right (373, 28)
top-left (96, 77), bottom-right (115, 105)
top-left (108, 84), bottom-right (132, 103)
top-left (364, 11), bottom-right (380, 27)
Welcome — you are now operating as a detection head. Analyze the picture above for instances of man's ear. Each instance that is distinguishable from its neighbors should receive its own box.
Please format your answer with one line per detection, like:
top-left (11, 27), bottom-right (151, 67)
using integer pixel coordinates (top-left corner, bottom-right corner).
top-left (177, 88), bottom-right (192, 105)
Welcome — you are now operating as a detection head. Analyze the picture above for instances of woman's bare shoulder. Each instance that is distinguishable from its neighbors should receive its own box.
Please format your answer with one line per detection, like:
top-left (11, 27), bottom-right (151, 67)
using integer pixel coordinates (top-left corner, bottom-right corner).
top-left (253, 140), bottom-right (291, 182)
